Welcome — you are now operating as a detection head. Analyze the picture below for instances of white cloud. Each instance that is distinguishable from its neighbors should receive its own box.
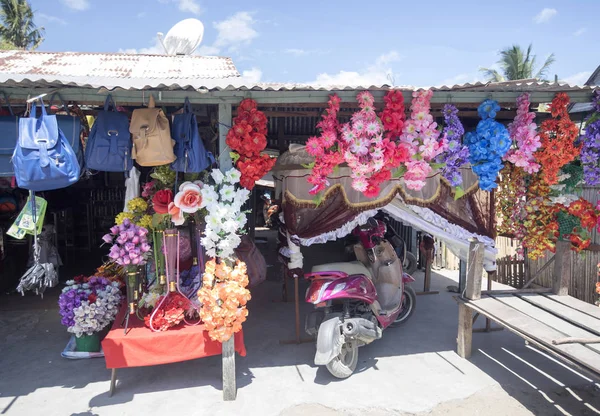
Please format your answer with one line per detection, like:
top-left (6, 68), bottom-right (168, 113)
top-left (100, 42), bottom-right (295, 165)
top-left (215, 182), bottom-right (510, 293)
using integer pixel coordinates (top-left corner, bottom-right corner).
top-left (311, 51), bottom-right (401, 86)
top-left (240, 67), bottom-right (262, 84)
top-left (137, 11), bottom-right (147, 18)
top-left (573, 27), bottom-right (587, 36)
top-left (61, 0), bottom-right (90, 11)
top-left (533, 8), bottom-right (557, 24)
top-left (159, 0), bottom-right (201, 15)
top-left (438, 72), bottom-right (485, 87)
top-left (196, 45), bottom-right (220, 56)
top-left (38, 13), bottom-right (67, 25)
top-left (118, 39), bottom-right (163, 55)
top-left (563, 71), bottom-right (592, 86)
top-left (285, 48), bottom-right (307, 56)
top-left (213, 12), bottom-right (257, 51)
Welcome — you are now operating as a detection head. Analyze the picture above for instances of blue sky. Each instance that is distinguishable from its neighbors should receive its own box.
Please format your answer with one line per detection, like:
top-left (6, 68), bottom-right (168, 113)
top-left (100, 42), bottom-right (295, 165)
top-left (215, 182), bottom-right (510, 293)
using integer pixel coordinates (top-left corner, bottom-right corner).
top-left (32, 0), bottom-right (599, 87)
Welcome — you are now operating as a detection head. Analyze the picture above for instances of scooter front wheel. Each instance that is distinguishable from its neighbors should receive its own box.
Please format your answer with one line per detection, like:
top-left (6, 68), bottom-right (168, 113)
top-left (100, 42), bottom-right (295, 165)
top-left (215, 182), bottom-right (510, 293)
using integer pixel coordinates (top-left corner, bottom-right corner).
top-left (326, 339), bottom-right (358, 379)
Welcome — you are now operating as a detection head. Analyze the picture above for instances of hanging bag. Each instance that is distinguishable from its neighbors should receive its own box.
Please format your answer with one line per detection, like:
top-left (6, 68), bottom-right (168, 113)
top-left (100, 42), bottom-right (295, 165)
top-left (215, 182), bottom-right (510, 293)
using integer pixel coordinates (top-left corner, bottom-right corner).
top-left (12, 100), bottom-right (80, 191)
top-left (130, 95), bottom-right (176, 166)
top-left (171, 98), bottom-right (211, 173)
top-left (48, 93), bottom-right (83, 166)
top-left (85, 95), bottom-right (133, 171)
top-left (0, 92), bottom-right (19, 177)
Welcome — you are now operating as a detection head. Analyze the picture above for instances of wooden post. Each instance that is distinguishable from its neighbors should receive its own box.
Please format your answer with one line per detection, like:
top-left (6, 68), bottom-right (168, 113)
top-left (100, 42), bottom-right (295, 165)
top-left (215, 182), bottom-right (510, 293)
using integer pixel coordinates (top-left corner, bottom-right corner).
top-left (457, 303), bottom-right (473, 358)
top-left (218, 103), bottom-right (233, 170)
top-left (222, 337), bottom-right (236, 401)
top-left (424, 248), bottom-right (432, 291)
top-left (553, 240), bottom-right (571, 296)
top-left (458, 259), bottom-right (467, 293)
top-left (465, 238), bottom-right (485, 300)
top-left (277, 117), bottom-right (286, 153)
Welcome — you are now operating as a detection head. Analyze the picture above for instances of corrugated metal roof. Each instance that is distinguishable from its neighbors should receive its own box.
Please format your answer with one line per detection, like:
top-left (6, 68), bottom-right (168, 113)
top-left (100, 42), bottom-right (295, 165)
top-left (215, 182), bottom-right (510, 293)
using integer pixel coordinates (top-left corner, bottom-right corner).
top-left (0, 50), bottom-right (240, 90)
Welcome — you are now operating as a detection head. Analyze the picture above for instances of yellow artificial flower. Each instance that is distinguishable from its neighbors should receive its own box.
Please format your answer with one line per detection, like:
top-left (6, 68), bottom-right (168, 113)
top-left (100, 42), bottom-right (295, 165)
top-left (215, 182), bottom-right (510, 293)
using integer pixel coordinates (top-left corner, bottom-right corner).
top-left (127, 197), bottom-right (148, 213)
top-left (137, 214), bottom-right (153, 230)
top-left (115, 212), bottom-right (134, 225)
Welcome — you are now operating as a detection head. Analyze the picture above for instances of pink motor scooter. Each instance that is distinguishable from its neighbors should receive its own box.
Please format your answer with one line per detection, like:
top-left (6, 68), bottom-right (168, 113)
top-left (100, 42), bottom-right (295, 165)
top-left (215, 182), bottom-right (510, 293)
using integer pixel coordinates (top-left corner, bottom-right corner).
top-left (304, 217), bottom-right (416, 378)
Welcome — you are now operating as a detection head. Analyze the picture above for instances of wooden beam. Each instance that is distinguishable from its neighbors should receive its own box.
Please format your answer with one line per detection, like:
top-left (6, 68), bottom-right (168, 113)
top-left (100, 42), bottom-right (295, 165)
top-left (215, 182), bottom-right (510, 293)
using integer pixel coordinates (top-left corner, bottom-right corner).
top-left (457, 303), bottom-right (473, 358)
top-left (465, 238), bottom-right (485, 300)
top-left (522, 255), bottom-right (555, 289)
top-left (553, 337), bottom-right (600, 345)
top-left (222, 337), bottom-right (236, 401)
top-left (218, 103), bottom-right (232, 170)
top-left (482, 288), bottom-right (554, 295)
top-left (553, 240), bottom-right (571, 296)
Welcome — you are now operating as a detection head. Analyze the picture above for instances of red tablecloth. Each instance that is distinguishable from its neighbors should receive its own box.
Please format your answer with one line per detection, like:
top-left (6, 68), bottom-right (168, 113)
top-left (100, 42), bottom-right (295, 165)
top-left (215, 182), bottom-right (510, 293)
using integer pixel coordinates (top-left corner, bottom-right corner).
top-left (102, 307), bottom-right (246, 369)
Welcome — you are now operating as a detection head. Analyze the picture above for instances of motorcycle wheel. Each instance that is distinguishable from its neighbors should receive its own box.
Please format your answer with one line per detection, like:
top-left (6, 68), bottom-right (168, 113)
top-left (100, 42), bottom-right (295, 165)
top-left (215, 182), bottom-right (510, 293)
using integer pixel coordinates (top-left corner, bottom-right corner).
top-left (393, 286), bottom-right (416, 325)
top-left (326, 340), bottom-right (358, 379)
top-left (403, 252), bottom-right (418, 275)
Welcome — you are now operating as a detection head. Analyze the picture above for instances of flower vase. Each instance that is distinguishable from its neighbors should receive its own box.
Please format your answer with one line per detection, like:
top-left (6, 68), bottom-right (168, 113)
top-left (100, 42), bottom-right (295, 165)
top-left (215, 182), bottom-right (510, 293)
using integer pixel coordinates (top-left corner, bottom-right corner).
top-left (126, 268), bottom-right (140, 314)
top-left (153, 230), bottom-right (166, 285)
top-left (75, 333), bottom-right (101, 352)
top-left (164, 229), bottom-right (179, 292)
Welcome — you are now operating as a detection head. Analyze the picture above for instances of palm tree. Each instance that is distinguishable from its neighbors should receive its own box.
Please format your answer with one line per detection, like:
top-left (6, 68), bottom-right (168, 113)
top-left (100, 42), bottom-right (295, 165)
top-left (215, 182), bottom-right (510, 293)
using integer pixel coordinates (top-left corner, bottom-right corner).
top-left (0, 0), bottom-right (44, 50)
top-left (480, 44), bottom-right (555, 82)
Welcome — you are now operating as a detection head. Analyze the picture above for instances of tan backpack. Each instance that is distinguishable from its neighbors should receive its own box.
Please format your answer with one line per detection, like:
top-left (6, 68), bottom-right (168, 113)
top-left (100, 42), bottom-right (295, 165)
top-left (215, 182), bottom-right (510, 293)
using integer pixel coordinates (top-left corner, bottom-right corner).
top-left (130, 95), bottom-right (176, 166)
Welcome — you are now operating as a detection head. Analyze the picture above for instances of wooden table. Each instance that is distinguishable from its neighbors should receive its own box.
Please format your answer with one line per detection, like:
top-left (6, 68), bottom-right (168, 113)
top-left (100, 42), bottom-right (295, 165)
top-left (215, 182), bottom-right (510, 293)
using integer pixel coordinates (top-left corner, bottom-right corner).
top-left (101, 308), bottom-right (246, 400)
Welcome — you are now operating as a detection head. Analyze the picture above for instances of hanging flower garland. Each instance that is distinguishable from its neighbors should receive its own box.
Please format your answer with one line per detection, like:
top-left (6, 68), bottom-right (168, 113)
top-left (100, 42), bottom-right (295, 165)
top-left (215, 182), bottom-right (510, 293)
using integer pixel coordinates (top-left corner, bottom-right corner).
top-left (380, 90), bottom-right (406, 139)
top-left (522, 174), bottom-right (557, 260)
top-left (143, 292), bottom-right (195, 331)
top-left (496, 165), bottom-right (527, 255)
top-left (436, 104), bottom-right (469, 187)
top-left (340, 91), bottom-right (393, 197)
top-left (505, 93), bottom-right (541, 174)
top-left (556, 197), bottom-right (598, 252)
top-left (197, 259), bottom-right (251, 342)
top-left (581, 90), bottom-right (600, 185)
top-left (464, 99), bottom-right (511, 191)
top-left (399, 90), bottom-right (446, 191)
top-left (535, 93), bottom-right (580, 185)
top-left (306, 94), bottom-right (344, 195)
top-left (226, 99), bottom-right (276, 190)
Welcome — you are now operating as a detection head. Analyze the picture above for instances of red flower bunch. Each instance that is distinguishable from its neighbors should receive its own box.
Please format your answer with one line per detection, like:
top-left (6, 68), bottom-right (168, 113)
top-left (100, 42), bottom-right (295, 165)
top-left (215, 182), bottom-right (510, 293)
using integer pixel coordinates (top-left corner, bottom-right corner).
top-left (306, 94), bottom-right (344, 195)
top-left (144, 293), bottom-right (193, 332)
top-left (380, 90), bottom-right (406, 139)
top-left (567, 198), bottom-right (598, 230)
top-left (152, 189), bottom-right (173, 214)
top-left (226, 99), bottom-right (275, 190)
top-left (535, 93), bottom-right (581, 185)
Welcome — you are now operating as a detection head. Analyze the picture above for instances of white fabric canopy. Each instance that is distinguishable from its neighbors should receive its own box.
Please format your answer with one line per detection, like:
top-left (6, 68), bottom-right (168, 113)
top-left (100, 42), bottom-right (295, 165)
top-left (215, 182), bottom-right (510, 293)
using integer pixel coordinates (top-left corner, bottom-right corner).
top-left (383, 199), bottom-right (497, 271)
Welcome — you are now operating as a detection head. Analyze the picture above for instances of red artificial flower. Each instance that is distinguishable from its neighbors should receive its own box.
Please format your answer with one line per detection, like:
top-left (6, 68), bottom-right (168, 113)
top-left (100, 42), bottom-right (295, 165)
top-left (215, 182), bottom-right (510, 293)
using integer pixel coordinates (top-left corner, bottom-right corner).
top-left (74, 275), bottom-right (85, 284)
top-left (152, 189), bottom-right (173, 214)
top-left (88, 293), bottom-right (97, 304)
top-left (364, 182), bottom-right (381, 198)
top-left (239, 98), bottom-right (257, 113)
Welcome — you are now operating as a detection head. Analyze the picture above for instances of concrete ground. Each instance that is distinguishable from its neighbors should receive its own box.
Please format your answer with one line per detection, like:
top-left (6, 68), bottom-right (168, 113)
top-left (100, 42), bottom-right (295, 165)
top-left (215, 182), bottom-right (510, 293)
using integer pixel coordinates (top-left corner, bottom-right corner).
top-left (0, 233), bottom-right (599, 416)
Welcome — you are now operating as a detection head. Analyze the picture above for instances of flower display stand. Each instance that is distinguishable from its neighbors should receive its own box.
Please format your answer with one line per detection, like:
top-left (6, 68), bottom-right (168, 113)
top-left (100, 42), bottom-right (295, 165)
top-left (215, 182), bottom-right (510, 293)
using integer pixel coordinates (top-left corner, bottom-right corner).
top-left (102, 306), bottom-right (246, 400)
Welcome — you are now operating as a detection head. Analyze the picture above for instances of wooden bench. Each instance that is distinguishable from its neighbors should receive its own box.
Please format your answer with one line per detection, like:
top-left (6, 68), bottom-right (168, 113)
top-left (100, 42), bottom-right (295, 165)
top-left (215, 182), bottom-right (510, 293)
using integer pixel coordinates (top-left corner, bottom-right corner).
top-left (456, 239), bottom-right (600, 381)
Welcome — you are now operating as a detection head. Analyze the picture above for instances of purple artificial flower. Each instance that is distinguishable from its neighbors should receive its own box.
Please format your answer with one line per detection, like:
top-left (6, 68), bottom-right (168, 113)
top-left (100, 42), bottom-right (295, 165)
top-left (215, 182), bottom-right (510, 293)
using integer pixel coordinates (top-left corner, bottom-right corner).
top-left (131, 236), bottom-right (140, 244)
top-left (122, 218), bottom-right (131, 227)
top-left (126, 230), bottom-right (135, 240)
top-left (102, 234), bottom-right (113, 244)
top-left (131, 257), bottom-right (140, 265)
top-left (110, 226), bottom-right (119, 234)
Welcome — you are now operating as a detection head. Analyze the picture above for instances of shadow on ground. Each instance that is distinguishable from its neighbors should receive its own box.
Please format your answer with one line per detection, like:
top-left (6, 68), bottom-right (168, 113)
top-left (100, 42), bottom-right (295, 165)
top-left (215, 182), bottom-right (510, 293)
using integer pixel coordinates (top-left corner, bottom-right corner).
top-left (0, 230), bottom-right (598, 415)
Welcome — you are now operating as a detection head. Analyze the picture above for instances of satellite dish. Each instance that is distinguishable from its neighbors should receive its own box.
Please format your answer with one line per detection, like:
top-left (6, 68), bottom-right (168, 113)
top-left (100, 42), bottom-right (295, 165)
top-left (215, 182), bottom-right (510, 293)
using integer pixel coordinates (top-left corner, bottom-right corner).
top-left (157, 18), bottom-right (204, 55)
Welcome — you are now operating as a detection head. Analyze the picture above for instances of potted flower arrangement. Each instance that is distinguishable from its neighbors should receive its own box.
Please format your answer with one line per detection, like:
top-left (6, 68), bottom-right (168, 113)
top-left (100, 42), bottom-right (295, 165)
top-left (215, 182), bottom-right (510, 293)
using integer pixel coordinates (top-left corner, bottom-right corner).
top-left (58, 276), bottom-right (122, 352)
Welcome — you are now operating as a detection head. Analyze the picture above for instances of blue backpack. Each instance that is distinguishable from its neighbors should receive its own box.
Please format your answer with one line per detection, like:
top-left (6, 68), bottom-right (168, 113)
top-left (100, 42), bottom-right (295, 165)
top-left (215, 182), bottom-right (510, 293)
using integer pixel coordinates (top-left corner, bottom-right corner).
top-left (85, 95), bottom-right (132, 172)
top-left (12, 100), bottom-right (80, 191)
top-left (0, 93), bottom-right (18, 177)
top-left (48, 93), bottom-right (83, 167)
top-left (171, 98), bottom-right (211, 173)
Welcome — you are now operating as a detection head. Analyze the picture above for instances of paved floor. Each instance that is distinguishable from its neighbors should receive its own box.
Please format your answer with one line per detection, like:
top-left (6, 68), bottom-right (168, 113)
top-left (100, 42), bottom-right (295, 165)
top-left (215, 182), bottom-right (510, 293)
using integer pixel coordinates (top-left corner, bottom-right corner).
top-left (0, 237), bottom-right (599, 416)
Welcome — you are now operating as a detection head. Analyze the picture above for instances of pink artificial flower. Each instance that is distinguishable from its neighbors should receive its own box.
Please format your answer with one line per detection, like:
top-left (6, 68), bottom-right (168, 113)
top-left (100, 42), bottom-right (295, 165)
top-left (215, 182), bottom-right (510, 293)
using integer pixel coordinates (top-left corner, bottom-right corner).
top-left (366, 122), bottom-right (381, 136)
top-left (306, 137), bottom-right (324, 157)
top-left (352, 177), bottom-right (368, 192)
top-left (168, 202), bottom-right (184, 226)
top-left (350, 138), bottom-right (369, 156)
top-left (174, 183), bottom-right (202, 214)
top-left (321, 131), bottom-right (336, 148)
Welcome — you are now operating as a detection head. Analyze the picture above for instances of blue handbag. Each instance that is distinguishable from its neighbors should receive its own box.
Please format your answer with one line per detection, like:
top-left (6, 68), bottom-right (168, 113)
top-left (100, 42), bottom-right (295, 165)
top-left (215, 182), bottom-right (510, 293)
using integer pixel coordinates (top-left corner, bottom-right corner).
top-left (0, 93), bottom-right (19, 177)
top-left (12, 100), bottom-right (80, 191)
top-left (171, 98), bottom-right (211, 173)
top-left (85, 95), bottom-right (132, 172)
top-left (48, 93), bottom-right (83, 165)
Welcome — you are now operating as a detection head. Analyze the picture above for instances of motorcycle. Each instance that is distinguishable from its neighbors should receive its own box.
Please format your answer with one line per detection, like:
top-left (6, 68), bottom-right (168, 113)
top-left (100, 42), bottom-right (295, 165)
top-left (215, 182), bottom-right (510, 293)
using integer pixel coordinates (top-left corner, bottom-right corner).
top-left (304, 217), bottom-right (417, 378)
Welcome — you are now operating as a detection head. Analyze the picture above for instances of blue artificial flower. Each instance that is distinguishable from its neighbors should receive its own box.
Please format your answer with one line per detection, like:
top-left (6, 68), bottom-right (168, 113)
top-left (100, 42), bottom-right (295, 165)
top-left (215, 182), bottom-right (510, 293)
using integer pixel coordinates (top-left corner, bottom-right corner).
top-left (478, 99), bottom-right (501, 120)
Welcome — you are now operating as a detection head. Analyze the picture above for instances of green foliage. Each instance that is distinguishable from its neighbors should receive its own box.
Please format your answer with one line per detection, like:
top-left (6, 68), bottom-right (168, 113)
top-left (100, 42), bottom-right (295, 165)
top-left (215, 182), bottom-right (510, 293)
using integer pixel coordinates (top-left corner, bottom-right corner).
top-left (0, 0), bottom-right (44, 50)
top-left (480, 44), bottom-right (555, 82)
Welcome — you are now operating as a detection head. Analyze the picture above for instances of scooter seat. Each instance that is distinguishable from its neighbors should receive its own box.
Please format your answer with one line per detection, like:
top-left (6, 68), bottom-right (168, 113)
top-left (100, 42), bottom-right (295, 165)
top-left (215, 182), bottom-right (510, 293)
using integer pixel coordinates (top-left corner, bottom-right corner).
top-left (312, 261), bottom-right (372, 279)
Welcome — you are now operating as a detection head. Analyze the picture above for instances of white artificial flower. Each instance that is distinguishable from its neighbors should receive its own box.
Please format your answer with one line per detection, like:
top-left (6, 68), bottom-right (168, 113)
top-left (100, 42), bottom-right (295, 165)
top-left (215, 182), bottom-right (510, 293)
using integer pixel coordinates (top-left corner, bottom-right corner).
top-left (225, 168), bottom-right (241, 184)
top-left (204, 228), bottom-right (220, 243)
top-left (220, 185), bottom-right (236, 202)
top-left (201, 236), bottom-right (216, 250)
top-left (66, 280), bottom-right (75, 285)
top-left (206, 247), bottom-right (217, 257)
top-left (200, 187), bottom-right (219, 209)
top-left (235, 213), bottom-right (248, 228)
top-left (206, 215), bottom-right (223, 233)
top-left (222, 219), bottom-right (239, 234)
top-left (211, 169), bottom-right (225, 185)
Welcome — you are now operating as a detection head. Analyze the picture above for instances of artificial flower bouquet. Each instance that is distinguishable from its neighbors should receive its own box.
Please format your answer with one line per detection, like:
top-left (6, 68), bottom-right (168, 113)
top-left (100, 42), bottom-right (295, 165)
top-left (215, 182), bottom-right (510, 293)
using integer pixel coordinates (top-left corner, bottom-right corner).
top-left (58, 276), bottom-right (122, 350)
